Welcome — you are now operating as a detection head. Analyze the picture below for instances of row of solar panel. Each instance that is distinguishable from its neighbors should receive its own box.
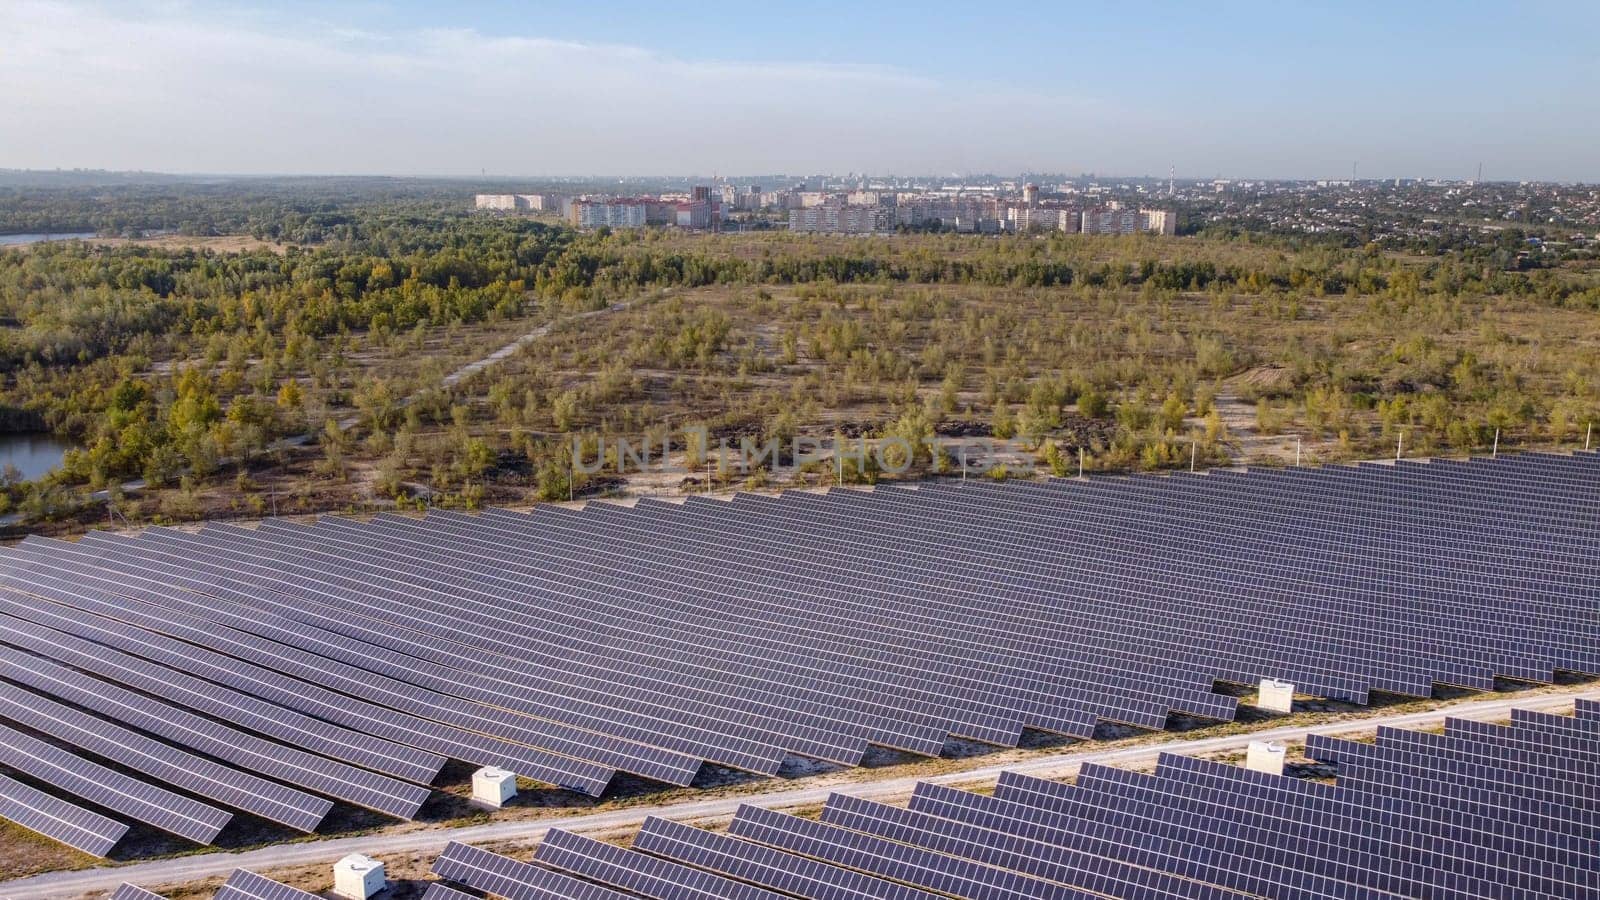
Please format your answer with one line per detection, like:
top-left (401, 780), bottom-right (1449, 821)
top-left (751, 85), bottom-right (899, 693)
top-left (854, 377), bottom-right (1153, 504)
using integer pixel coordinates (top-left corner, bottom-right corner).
top-left (419, 707), bottom-right (1600, 900)
top-left (0, 451), bottom-right (1594, 860)
top-left (110, 868), bottom-right (320, 900)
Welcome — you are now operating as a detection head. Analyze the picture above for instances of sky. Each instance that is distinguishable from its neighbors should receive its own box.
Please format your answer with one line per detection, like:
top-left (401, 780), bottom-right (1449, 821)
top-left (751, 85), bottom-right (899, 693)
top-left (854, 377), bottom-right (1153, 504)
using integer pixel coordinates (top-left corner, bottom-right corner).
top-left (2, 1), bottom-right (1597, 181)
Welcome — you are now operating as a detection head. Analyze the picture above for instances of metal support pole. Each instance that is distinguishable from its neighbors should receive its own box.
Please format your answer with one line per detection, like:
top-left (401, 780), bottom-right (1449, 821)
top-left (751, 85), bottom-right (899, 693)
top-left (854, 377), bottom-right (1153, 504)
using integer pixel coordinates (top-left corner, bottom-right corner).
top-left (1190, 441), bottom-right (1197, 473)
top-left (1078, 446), bottom-right (1085, 479)
top-left (1587, 423), bottom-right (1593, 451)
top-left (1492, 428), bottom-right (1499, 458)
top-left (1295, 436), bottom-right (1302, 467)
top-left (1396, 432), bottom-right (1404, 460)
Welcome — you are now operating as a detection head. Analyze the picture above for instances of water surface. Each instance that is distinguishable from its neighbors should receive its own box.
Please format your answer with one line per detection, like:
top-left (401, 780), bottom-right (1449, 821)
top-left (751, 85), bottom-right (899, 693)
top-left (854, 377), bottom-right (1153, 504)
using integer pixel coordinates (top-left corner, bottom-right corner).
top-left (0, 232), bottom-right (98, 246)
top-left (0, 433), bottom-right (74, 481)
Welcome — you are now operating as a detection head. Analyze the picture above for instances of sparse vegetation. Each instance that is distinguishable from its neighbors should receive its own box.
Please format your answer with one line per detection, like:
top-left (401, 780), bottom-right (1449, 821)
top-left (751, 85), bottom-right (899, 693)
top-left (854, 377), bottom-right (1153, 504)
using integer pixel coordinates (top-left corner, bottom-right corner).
top-left (0, 198), bottom-right (1596, 535)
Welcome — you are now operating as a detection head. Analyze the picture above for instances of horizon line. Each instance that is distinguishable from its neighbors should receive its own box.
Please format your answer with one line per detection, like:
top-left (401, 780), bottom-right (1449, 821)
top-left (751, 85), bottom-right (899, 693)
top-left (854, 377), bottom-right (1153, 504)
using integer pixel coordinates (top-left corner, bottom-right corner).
top-left (1, 167), bottom-right (1590, 186)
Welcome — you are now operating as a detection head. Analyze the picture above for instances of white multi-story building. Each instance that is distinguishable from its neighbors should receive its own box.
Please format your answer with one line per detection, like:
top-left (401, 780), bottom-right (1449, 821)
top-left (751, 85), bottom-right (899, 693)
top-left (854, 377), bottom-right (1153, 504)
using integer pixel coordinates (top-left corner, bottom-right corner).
top-left (475, 193), bottom-right (563, 212)
top-left (570, 199), bottom-right (649, 229)
top-left (1078, 206), bottom-right (1178, 235)
top-left (759, 190), bottom-right (797, 210)
top-left (1081, 206), bottom-right (1144, 234)
top-left (516, 193), bottom-right (559, 211)
top-left (788, 203), bottom-right (894, 234)
top-left (896, 196), bottom-right (1001, 232)
top-left (1142, 208), bottom-right (1178, 235)
top-left (675, 201), bottom-right (715, 230)
top-left (1008, 205), bottom-right (1073, 233)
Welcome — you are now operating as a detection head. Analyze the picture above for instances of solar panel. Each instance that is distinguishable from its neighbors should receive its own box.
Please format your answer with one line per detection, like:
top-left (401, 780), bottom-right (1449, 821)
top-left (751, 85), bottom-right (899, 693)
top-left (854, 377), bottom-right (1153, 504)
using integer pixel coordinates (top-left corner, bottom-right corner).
top-left (0, 577), bottom-right (614, 797)
top-left (0, 450), bottom-right (1596, 824)
top-left (633, 814), bottom-right (949, 900)
top-left (104, 522), bottom-right (864, 768)
top-left (0, 606), bottom-right (446, 785)
top-left (0, 720), bottom-right (229, 844)
top-left (0, 772), bottom-right (127, 857)
top-left (432, 840), bottom-right (635, 900)
top-left (108, 884), bottom-right (166, 900)
top-left (0, 641), bottom-right (429, 820)
top-left (78, 523), bottom-right (709, 785)
top-left (535, 827), bottom-right (789, 900)
top-left (0, 587), bottom-right (525, 790)
top-left (725, 803), bottom-right (1105, 900)
top-left (0, 679), bottom-right (332, 832)
top-left (819, 789), bottom-right (1252, 899)
top-left (1023, 757), bottom-right (1594, 898)
top-left (211, 869), bottom-right (322, 900)
top-left (482, 697), bottom-right (1600, 900)
top-left (904, 777), bottom-right (1357, 900)
top-left (420, 885), bottom-right (480, 900)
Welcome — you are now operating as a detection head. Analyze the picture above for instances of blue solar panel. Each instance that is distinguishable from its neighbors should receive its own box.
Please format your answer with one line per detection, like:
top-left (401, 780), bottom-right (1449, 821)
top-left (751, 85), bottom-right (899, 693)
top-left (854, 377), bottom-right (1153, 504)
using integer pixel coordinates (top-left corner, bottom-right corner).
top-left (0, 773), bottom-right (127, 857)
top-left (211, 869), bottom-right (322, 900)
top-left (0, 449), bottom-right (1596, 854)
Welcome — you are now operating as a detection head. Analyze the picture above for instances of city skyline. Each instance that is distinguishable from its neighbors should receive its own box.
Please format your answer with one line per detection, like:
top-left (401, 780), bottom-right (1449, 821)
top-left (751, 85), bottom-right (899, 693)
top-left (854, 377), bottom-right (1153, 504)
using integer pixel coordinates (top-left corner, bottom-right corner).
top-left (3, 1), bottom-right (1598, 181)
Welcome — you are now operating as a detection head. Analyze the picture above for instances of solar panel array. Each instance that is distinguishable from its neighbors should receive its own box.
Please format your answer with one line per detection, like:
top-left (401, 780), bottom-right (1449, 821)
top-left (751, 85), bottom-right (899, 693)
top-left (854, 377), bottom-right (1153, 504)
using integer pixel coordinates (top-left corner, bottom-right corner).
top-left (211, 868), bottom-right (322, 900)
top-left (429, 707), bottom-right (1600, 899)
top-left (0, 772), bottom-right (125, 857)
top-left (1, 451), bottom-right (1597, 858)
top-left (110, 870), bottom-right (324, 900)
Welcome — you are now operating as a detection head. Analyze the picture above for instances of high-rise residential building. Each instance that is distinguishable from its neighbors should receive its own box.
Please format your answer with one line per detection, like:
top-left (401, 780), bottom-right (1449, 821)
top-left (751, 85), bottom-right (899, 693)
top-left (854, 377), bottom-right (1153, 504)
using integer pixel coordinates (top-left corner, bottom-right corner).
top-left (570, 198), bottom-right (649, 229)
top-left (1081, 206), bottom-right (1144, 235)
top-left (1009, 205), bottom-right (1071, 232)
top-left (896, 196), bottom-right (1000, 232)
top-left (475, 193), bottom-right (562, 212)
top-left (1078, 206), bottom-right (1178, 235)
top-left (676, 201), bottom-right (714, 230)
top-left (788, 203), bottom-right (893, 233)
top-left (1142, 209), bottom-right (1178, 235)
top-left (516, 193), bottom-right (558, 211)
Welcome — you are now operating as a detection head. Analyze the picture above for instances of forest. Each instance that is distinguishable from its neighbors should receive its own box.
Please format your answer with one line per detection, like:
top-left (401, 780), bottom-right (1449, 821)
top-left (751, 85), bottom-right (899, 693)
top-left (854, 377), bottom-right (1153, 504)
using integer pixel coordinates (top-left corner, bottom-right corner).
top-left (1, 189), bottom-right (1597, 533)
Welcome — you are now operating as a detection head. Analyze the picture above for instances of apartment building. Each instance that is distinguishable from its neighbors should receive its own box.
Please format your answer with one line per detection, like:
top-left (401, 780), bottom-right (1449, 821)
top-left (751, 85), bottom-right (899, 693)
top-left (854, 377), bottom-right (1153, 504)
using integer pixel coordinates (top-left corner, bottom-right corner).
top-left (474, 193), bottom-right (561, 212)
top-left (788, 203), bottom-right (894, 234)
top-left (1143, 208), bottom-right (1178, 235)
top-left (474, 194), bottom-right (520, 211)
top-left (1080, 206), bottom-right (1145, 234)
top-left (570, 198), bottom-right (649, 229)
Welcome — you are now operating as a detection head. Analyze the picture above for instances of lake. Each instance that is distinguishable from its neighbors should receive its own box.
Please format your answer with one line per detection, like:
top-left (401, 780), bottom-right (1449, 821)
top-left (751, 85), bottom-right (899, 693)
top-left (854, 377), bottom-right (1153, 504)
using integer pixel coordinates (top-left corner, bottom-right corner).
top-left (0, 232), bottom-right (98, 247)
top-left (0, 433), bottom-right (75, 481)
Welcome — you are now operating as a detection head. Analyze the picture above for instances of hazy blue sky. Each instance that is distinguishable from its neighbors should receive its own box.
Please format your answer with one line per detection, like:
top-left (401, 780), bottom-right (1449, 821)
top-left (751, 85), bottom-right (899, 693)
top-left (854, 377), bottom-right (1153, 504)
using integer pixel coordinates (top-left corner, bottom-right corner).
top-left (4, 1), bottom-right (1597, 180)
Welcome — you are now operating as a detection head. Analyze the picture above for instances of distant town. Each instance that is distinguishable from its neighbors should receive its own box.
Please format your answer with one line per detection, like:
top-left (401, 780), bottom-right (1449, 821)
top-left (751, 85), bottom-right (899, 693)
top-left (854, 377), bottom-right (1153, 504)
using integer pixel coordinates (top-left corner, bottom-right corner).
top-left (477, 181), bottom-right (1176, 236)
top-left (474, 175), bottom-right (1600, 256)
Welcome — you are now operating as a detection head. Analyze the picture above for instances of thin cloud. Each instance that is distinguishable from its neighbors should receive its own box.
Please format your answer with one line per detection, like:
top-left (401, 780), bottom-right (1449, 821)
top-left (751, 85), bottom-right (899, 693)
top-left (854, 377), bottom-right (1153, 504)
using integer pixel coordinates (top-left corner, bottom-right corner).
top-left (0, 1), bottom-right (1111, 175)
